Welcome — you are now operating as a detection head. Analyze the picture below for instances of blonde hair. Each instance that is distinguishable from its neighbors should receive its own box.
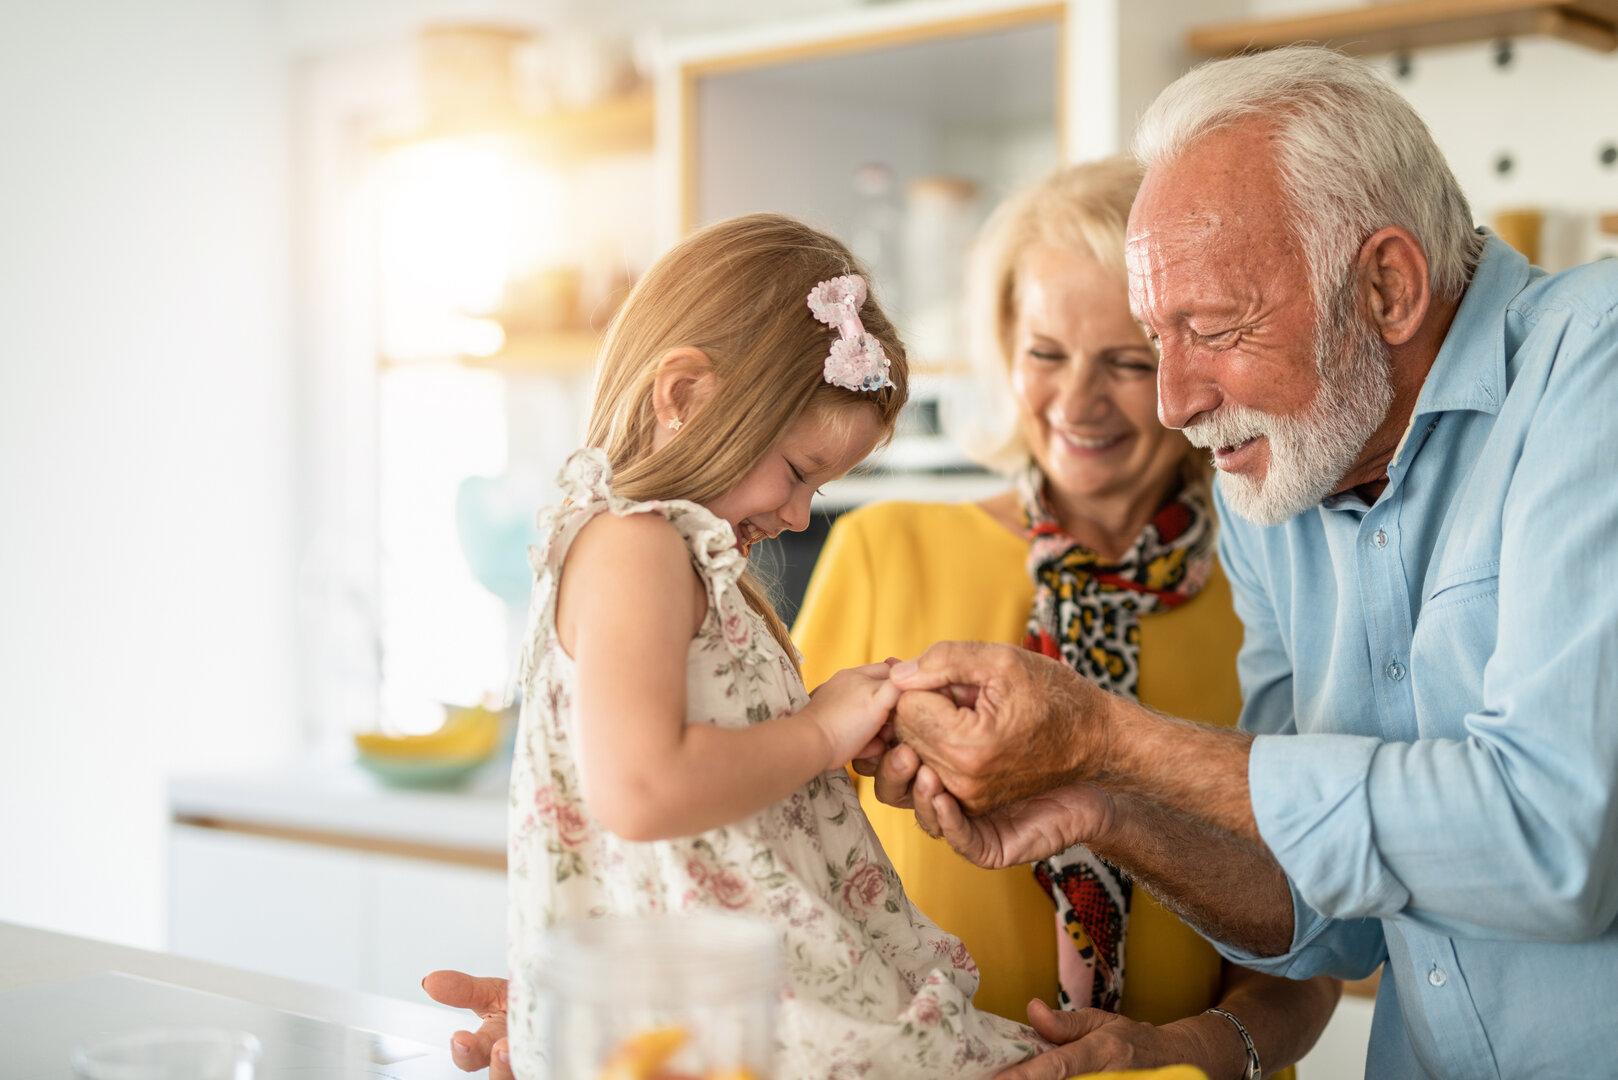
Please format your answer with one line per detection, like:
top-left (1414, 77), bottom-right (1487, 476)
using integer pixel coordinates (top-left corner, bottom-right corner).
top-left (584, 213), bottom-right (909, 665)
top-left (956, 157), bottom-right (1146, 473)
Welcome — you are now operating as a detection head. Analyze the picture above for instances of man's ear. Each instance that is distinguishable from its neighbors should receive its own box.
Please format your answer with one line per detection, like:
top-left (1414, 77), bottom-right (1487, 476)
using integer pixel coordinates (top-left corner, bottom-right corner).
top-left (1356, 226), bottom-right (1432, 348)
top-left (650, 347), bottom-right (718, 430)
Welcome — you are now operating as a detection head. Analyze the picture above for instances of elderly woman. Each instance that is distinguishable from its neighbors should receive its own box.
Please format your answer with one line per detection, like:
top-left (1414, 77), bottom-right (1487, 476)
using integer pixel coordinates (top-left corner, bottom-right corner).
top-left (793, 159), bottom-right (1338, 1079)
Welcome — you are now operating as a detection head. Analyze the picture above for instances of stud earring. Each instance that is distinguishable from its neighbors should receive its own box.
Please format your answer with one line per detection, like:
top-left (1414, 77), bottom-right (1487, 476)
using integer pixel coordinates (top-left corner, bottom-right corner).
top-left (667, 417), bottom-right (683, 432)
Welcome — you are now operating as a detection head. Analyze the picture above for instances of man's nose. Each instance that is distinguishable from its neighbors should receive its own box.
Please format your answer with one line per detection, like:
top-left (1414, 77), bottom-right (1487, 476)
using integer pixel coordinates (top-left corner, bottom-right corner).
top-left (1156, 341), bottom-right (1220, 430)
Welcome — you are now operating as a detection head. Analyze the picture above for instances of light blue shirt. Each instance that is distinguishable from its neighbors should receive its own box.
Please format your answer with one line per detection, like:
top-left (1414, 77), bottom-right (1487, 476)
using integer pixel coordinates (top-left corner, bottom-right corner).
top-left (1212, 233), bottom-right (1618, 1079)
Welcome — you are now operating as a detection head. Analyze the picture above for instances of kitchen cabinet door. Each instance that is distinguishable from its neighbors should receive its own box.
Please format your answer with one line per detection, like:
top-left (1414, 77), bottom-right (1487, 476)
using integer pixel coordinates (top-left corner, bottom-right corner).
top-left (167, 824), bottom-right (371, 990)
top-left (370, 856), bottom-right (507, 1002)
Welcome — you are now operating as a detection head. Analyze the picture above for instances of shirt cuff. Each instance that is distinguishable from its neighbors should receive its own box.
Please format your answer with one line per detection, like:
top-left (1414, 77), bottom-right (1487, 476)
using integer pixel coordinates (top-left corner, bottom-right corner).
top-left (1250, 732), bottom-right (1412, 921)
top-left (1212, 873), bottom-right (1388, 980)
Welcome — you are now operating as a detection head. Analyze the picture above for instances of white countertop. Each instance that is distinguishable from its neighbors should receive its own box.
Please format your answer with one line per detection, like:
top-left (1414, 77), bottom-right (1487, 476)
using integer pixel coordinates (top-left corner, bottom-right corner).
top-left (0, 920), bottom-right (463, 1053)
top-left (169, 758), bottom-right (507, 854)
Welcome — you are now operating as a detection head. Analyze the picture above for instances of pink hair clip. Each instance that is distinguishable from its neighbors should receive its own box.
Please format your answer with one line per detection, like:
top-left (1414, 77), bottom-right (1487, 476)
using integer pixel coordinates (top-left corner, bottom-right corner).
top-left (807, 274), bottom-right (895, 393)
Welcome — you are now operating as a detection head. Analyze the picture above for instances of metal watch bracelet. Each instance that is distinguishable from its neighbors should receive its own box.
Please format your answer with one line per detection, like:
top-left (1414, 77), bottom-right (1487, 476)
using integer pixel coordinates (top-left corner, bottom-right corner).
top-left (1205, 1006), bottom-right (1262, 1080)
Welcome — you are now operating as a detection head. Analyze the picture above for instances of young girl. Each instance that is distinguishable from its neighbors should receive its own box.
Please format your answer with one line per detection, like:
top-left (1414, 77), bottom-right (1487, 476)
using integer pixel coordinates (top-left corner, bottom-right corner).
top-left (507, 214), bottom-right (1043, 1078)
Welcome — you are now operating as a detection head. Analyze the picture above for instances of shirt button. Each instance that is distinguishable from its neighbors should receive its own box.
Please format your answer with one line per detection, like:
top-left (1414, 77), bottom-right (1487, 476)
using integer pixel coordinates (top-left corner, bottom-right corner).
top-left (1428, 965), bottom-right (1448, 988)
top-left (1385, 660), bottom-right (1407, 682)
top-left (1373, 528), bottom-right (1388, 548)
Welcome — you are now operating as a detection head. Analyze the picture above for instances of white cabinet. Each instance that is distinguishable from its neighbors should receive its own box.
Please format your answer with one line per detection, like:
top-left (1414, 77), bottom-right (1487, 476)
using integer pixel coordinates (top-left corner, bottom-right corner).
top-left (371, 855), bottom-right (507, 1002)
top-left (168, 824), bottom-right (506, 1002)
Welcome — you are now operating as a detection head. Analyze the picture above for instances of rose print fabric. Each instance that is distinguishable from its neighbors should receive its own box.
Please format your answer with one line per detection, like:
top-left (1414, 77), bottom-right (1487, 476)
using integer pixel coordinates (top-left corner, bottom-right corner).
top-left (507, 449), bottom-right (1042, 1080)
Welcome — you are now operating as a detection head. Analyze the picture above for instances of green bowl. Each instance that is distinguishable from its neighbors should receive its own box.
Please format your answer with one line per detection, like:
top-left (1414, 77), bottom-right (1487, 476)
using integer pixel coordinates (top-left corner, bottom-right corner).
top-left (355, 753), bottom-right (488, 790)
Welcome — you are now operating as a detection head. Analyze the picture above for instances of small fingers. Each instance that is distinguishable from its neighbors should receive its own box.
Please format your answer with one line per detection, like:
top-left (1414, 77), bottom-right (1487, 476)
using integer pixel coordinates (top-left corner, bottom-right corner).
top-left (889, 641), bottom-right (1007, 692)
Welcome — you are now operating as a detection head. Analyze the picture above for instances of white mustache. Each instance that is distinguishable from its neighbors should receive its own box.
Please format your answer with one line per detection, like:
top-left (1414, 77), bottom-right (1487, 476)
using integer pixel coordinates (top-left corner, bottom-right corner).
top-left (1182, 404), bottom-right (1271, 451)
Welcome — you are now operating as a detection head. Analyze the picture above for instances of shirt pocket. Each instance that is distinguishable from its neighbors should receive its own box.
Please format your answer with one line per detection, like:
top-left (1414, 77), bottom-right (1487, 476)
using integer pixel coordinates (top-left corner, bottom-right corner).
top-left (1411, 562), bottom-right (1499, 736)
top-left (1423, 559), bottom-right (1500, 614)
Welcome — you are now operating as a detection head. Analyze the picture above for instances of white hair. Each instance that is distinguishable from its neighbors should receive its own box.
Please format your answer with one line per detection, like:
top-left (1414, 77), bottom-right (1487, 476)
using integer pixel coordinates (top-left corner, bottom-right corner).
top-left (1133, 45), bottom-right (1484, 312)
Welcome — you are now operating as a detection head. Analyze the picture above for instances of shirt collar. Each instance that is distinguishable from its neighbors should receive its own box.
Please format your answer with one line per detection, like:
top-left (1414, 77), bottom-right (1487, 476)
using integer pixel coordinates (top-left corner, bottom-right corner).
top-left (1406, 229), bottom-right (1526, 421)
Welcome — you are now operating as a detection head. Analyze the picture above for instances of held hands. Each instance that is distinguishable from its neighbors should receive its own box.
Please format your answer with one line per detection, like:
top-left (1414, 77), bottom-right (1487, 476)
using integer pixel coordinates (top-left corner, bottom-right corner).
top-left (803, 661), bottom-right (902, 770)
top-left (888, 641), bottom-right (1114, 813)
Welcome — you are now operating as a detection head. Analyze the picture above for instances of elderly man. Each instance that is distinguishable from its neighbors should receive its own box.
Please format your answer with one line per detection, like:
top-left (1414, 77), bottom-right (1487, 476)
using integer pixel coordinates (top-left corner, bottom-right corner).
top-left (879, 45), bottom-right (1618, 1079)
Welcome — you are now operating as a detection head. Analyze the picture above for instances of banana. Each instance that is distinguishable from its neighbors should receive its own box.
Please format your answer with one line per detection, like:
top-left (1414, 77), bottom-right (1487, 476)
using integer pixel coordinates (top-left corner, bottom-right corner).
top-left (354, 705), bottom-right (502, 761)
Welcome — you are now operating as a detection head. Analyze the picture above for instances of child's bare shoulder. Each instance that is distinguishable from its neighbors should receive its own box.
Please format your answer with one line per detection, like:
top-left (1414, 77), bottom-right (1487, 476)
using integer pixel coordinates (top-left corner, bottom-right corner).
top-left (560, 510), bottom-right (702, 616)
top-left (556, 510), bottom-right (706, 644)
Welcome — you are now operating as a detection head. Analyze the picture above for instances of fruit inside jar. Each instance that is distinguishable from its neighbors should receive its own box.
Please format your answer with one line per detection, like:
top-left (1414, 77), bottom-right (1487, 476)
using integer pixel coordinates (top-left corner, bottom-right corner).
top-left (526, 913), bottom-right (781, 1080)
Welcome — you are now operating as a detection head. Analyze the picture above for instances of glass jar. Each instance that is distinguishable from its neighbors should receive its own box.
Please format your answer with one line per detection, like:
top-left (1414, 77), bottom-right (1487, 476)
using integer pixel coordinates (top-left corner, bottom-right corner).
top-left (533, 913), bottom-right (781, 1080)
top-left (72, 1028), bottom-right (260, 1080)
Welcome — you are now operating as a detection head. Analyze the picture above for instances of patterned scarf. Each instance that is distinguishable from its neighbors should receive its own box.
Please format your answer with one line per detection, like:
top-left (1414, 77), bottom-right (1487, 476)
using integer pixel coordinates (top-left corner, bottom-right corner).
top-left (1019, 463), bottom-right (1215, 1013)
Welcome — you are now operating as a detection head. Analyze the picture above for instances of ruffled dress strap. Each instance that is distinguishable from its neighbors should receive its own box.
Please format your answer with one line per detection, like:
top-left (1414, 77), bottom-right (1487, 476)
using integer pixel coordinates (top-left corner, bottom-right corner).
top-left (517, 448), bottom-right (754, 691)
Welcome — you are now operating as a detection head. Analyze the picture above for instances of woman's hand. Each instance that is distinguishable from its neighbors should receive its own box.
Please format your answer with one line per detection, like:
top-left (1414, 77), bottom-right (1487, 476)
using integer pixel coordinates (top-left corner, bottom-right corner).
top-left (803, 662), bottom-right (901, 769)
top-left (421, 970), bottom-right (513, 1078)
top-left (995, 999), bottom-right (1244, 1080)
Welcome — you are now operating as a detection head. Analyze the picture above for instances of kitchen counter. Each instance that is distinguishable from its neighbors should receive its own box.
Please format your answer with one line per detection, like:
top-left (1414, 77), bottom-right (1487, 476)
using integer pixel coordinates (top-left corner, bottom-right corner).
top-left (169, 758), bottom-right (507, 859)
top-left (0, 920), bottom-right (463, 1062)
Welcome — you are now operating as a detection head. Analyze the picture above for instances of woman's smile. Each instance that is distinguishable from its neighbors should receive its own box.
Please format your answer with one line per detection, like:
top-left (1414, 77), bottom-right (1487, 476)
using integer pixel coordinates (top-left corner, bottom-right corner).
top-left (1050, 427), bottom-right (1132, 458)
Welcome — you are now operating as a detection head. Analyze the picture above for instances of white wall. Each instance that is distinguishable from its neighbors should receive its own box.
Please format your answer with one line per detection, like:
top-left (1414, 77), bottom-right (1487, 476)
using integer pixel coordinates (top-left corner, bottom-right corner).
top-left (0, 0), bottom-right (297, 948)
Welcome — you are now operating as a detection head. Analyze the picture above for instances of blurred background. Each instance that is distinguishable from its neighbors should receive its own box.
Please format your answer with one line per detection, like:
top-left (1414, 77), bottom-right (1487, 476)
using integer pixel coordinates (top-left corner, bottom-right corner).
top-left (1, 2), bottom-right (1614, 1069)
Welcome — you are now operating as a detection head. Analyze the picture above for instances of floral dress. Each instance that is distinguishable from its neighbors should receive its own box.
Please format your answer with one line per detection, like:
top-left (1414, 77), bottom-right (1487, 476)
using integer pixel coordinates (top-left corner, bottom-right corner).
top-left (507, 449), bottom-right (1043, 1080)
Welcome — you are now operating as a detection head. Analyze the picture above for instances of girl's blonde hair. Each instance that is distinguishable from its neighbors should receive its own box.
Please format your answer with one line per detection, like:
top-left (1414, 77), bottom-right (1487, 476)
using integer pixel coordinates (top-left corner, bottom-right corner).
top-left (957, 157), bottom-right (1150, 473)
top-left (585, 213), bottom-right (909, 664)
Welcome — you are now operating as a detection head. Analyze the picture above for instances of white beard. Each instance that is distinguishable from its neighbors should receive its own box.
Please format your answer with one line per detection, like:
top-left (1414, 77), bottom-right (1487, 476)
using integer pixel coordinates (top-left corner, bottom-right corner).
top-left (1183, 282), bottom-right (1395, 527)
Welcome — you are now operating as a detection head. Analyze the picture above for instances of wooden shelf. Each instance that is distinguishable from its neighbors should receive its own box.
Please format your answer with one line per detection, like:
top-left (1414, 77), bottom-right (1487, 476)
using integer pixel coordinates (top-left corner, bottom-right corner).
top-left (376, 91), bottom-right (654, 162)
top-left (1190, 0), bottom-right (1618, 58)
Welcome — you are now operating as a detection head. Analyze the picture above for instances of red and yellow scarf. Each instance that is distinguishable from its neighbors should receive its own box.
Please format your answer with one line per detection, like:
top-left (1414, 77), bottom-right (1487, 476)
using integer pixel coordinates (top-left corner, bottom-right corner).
top-left (1019, 463), bottom-right (1215, 1013)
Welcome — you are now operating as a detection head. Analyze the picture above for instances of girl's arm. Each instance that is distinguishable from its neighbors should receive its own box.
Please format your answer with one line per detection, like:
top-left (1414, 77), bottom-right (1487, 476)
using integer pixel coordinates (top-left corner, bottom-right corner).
top-left (558, 511), bottom-right (894, 842)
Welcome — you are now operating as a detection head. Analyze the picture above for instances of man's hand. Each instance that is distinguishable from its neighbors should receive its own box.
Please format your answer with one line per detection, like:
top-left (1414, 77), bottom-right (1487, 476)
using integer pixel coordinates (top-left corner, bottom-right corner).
top-left (911, 765), bottom-right (1116, 867)
top-left (890, 642), bottom-right (1115, 813)
top-left (421, 970), bottom-right (512, 1078)
top-left (994, 1000), bottom-right (1230, 1080)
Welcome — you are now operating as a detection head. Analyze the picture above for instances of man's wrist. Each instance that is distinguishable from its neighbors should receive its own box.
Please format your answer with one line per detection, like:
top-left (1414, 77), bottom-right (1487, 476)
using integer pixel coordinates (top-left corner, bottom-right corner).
top-left (1166, 1011), bottom-right (1254, 1080)
top-left (1082, 686), bottom-right (1139, 787)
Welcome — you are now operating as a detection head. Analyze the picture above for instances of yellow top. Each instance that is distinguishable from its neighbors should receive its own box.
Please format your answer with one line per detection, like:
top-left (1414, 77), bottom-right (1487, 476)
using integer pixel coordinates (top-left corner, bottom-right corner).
top-left (793, 499), bottom-right (1246, 1028)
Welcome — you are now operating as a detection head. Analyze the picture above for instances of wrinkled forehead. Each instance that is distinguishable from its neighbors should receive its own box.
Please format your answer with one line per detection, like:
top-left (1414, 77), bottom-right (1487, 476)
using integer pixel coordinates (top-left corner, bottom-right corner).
top-left (1125, 124), bottom-right (1304, 312)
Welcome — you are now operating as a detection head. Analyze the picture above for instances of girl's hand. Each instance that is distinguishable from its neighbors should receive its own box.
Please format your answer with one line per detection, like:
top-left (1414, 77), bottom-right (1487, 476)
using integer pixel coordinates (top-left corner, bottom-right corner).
top-left (805, 662), bottom-right (901, 770)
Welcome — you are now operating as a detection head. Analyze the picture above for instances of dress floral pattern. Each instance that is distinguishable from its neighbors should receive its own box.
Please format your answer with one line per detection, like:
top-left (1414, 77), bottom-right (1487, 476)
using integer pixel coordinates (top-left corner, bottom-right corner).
top-left (507, 449), bottom-right (1043, 1080)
